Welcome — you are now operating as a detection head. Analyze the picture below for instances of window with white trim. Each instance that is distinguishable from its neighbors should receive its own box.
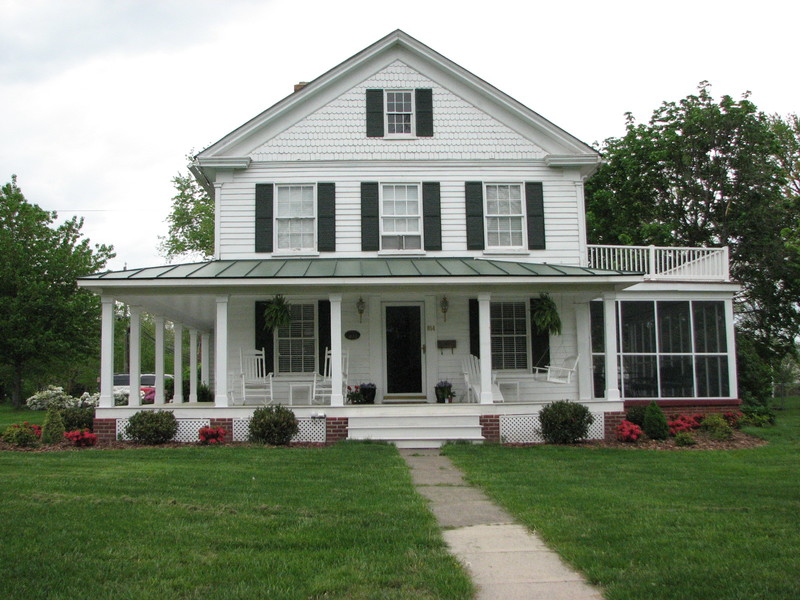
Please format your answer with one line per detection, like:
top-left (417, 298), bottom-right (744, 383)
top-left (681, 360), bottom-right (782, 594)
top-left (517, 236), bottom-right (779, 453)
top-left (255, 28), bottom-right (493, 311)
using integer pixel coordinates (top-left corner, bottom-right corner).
top-left (490, 301), bottom-right (528, 370)
top-left (381, 184), bottom-right (422, 250)
top-left (275, 185), bottom-right (315, 252)
top-left (485, 184), bottom-right (525, 249)
top-left (276, 304), bottom-right (316, 373)
top-left (385, 90), bottom-right (414, 135)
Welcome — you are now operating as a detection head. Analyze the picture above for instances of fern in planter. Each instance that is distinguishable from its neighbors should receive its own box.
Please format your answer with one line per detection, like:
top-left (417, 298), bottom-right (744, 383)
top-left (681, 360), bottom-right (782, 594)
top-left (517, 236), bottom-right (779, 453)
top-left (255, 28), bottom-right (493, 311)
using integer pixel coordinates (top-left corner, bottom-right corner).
top-left (530, 294), bottom-right (562, 335)
top-left (262, 295), bottom-right (293, 330)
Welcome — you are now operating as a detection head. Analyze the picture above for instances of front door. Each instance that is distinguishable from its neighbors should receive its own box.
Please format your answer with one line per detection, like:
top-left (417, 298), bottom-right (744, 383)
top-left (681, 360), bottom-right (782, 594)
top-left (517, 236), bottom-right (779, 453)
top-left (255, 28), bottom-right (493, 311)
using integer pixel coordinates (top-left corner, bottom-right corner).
top-left (384, 304), bottom-right (424, 395)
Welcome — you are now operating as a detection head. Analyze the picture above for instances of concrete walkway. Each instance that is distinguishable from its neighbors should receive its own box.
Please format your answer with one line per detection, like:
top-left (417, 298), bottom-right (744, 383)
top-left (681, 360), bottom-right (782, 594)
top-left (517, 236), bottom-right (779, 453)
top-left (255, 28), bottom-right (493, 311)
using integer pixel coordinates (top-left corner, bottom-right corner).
top-left (400, 449), bottom-right (604, 600)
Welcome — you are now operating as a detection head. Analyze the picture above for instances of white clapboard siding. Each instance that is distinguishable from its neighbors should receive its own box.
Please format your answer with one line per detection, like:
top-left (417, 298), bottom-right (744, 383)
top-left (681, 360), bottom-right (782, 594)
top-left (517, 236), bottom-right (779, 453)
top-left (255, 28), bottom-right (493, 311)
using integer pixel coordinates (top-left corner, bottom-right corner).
top-left (248, 61), bottom-right (547, 163)
top-left (218, 163), bottom-right (584, 265)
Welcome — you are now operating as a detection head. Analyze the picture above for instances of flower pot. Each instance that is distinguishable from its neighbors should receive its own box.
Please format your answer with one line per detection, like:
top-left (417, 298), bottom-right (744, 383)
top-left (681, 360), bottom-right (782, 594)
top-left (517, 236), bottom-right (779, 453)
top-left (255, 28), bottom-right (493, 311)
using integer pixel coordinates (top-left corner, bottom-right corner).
top-left (435, 386), bottom-right (452, 403)
top-left (361, 387), bottom-right (376, 404)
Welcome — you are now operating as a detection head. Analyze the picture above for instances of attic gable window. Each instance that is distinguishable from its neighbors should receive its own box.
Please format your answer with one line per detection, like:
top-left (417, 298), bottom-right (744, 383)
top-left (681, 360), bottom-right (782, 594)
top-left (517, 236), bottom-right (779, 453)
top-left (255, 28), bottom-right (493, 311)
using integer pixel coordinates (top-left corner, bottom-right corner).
top-left (386, 90), bottom-right (413, 135)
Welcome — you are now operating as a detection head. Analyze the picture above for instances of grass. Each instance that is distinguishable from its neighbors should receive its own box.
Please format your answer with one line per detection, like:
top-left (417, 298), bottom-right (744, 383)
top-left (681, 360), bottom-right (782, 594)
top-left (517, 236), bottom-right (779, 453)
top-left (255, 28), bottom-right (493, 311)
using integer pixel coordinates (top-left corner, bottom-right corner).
top-left (0, 442), bottom-right (473, 600)
top-left (0, 403), bottom-right (46, 430)
top-left (443, 400), bottom-right (800, 600)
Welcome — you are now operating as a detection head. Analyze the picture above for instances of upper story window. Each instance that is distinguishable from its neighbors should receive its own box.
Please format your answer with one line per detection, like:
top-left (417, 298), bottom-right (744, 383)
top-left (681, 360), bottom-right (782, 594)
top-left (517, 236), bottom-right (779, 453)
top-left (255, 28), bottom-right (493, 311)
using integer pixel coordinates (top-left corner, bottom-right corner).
top-left (485, 184), bottom-right (525, 249)
top-left (386, 90), bottom-right (414, 135)
top-left (275, 185), bottom-right (315, 252)
top-left (381, 184), bottom-right (422, 250)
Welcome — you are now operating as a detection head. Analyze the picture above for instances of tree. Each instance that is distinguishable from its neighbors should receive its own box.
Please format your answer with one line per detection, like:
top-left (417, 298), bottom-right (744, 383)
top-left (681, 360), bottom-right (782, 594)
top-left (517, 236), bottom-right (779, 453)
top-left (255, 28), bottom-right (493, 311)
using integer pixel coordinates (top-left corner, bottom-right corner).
top-left (159, 154), bottom-right (214, 260)
top-left (586, 83), bottom-right (800, 365)
top-left (0, 176), bottom-right (114, 406)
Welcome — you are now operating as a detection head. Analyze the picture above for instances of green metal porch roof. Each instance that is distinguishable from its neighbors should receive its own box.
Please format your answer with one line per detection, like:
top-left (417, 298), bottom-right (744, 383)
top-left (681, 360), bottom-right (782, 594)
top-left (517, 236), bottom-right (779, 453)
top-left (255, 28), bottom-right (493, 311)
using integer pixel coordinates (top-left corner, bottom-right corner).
top-left (82, 258), bottom-right (641, 280)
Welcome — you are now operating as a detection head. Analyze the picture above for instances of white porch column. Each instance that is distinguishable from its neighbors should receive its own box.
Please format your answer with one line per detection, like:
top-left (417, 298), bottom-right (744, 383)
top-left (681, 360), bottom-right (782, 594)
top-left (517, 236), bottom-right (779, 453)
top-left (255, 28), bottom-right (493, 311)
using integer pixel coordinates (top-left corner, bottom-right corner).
top-left (200, 333), bottom-right (211, 385)
top-left (478, 292), bottom-right (494, 404)
top-left (154, 316), bottom-right (165, 403)
top-left (214, 296), bottom-right (229, 407)
top-left (99, 297), bottom-right (115, 408)
top-left (724, 297), bottom-right (738, 399)
top-left (603, 294), bottom-right (620, 401)
top-left (128, 306), bottom-right (141, 407)
top-left (173, 323), bottom-right (183, 403)
top-left (329, 294), bottom-right (344, 406)
top-left (574, 301), bottom-right (593, 402)
top-left (189, 329), bottom-right (198, 402)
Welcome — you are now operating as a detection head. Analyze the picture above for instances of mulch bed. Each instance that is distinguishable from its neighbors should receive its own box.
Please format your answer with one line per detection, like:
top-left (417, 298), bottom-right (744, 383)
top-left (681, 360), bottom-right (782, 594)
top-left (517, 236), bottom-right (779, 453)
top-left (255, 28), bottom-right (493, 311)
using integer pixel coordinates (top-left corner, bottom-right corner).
top-left (579, 430), bottom-right (768, 451)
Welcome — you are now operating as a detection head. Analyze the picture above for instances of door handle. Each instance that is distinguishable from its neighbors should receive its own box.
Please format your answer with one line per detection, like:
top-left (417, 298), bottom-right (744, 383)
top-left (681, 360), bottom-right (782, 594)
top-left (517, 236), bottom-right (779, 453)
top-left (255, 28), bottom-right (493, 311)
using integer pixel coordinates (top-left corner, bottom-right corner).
top-left (422, 344), bottom-right (426, 354)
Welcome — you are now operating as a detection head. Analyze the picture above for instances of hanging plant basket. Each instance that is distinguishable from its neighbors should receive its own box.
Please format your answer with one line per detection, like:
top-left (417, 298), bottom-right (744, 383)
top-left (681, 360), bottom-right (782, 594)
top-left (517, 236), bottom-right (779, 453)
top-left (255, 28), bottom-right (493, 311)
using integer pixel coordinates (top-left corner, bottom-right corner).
top-left (262, 295), bottom-right (293, 330)
top-left (530, 294), bottom-right (562, 336)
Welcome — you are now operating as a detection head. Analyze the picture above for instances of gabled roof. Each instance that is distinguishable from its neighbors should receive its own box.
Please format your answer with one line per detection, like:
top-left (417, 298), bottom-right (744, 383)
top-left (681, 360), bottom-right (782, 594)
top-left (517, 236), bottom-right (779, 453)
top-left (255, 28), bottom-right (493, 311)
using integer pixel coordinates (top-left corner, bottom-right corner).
top-left (194, 30), bottom-right (599, 176)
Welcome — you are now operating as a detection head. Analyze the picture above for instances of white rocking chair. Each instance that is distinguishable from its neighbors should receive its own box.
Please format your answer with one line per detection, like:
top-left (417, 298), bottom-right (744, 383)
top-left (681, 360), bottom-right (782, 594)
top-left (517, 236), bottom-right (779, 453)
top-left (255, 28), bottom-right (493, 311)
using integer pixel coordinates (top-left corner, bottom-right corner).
top-left (532, 355), bottom-right (579, 384)
top-left (314, 348), bottom-right (349, 405)
top-left (239, 348), bottom-right (274, 404)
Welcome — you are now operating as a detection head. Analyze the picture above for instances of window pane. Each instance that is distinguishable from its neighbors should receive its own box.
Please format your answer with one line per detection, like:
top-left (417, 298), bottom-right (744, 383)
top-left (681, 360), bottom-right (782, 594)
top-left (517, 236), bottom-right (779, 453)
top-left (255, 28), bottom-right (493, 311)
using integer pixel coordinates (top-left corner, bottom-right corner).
top-left (622, 355), bottom-right (658, 398)
top-left (590, 301), bottom-right (605, 353)
top-left (276, 303), bottom-right (315, 373)
top-left (693, 301), bottom-right (727, 353)
top-left (592, 355), bottom-right (605, 399)
top-left (621, 301), bottom-right (656, 353)
top-left (696, 356), bottom-right (730, 397)
top-left (659, 355), bottom-right (694, 397)
top-left (658, 301), bottom-right (692, 353)
top-left (490, 301), bottom-right (527, 370)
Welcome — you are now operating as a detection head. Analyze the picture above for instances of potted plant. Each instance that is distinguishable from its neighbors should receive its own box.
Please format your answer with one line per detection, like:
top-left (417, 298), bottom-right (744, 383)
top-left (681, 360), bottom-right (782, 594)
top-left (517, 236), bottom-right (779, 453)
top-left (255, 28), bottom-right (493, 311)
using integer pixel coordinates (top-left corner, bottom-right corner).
top-left (262, 295), bottom-right (293, 330)
top-left (530, 293), bottom-right (562, 335)
top-left (435, 380), bottom-right (455, 403)
top-left (359, 382), bottom-right (377, 404)
top-left (346, 385), bottom-right (365, 405)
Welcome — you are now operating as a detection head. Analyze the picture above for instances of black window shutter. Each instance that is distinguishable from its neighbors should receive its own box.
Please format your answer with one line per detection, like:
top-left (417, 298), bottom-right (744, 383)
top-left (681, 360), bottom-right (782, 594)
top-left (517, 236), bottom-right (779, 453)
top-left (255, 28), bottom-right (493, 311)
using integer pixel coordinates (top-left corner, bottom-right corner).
top-left (415, 88), bottom-right (433, 137)
top-left (530, 298), bottom-right (551, 367)
top-left (254, 301), bottom-right (275, 373)
top-left (525, 182), bottom-right (545, 250)
top-left (422, 182), bottom-right (441, 251)
top-left (468, 298), bottom-right (480, 357)
top-left (465, 182), bottom-right (485, 250)
top-left (317, 300), bottom-right (331, 376)
top-left (255, 184), bottom-right (273, 252)
top-left (317, 183), bottom-right (336, 252)
top-left (366, 89), bottom-right (384, 137)
top-left (361, 182), bottom-right (380, 251)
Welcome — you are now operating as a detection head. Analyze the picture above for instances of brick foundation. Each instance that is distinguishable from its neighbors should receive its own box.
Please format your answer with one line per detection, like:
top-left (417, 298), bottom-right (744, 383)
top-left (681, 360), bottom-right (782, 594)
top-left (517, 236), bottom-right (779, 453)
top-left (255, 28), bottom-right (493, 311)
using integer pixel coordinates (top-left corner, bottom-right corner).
top-left (325, 417), bottom-right (348, 444)
top-left (209, 418), bottom-right (234, 442)
top-left (480, 415), bottom-right (500, 443)
top-left (93, 418), bottom-right (117, 442)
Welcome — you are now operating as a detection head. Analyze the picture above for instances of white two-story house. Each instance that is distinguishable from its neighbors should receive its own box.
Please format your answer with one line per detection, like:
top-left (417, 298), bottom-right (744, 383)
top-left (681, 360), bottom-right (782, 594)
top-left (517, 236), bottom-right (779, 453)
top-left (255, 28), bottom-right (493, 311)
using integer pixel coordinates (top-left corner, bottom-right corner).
top-left (80, 31), bottom-right (740, 446)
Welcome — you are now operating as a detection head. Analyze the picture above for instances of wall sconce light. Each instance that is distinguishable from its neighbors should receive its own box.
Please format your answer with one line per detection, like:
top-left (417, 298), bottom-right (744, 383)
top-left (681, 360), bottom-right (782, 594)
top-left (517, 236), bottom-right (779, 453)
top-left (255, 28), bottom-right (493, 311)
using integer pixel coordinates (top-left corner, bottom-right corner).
top-left (440, 296), bottom-right (449, 322)
top-left (356, 297), bottom-right (366, 322)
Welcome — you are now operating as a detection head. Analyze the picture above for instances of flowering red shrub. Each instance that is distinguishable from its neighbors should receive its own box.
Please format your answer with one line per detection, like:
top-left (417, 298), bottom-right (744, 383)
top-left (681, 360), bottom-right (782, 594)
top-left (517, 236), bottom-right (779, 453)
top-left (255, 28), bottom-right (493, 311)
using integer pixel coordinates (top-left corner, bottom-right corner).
top-left (616, 420), bottom-right (643, 442)
top-left (25, 422), bottom-right (43, 438)
top-left (668, 414), bottom-right (704, 436)
top-left (199, 426), bottom-right (226, 445)
top-left (64, 429), bottom-right (98, 447)
top-left (142, 387), bottom-right (156, 403)
top-left (723, 411), bottom-right (743, 429)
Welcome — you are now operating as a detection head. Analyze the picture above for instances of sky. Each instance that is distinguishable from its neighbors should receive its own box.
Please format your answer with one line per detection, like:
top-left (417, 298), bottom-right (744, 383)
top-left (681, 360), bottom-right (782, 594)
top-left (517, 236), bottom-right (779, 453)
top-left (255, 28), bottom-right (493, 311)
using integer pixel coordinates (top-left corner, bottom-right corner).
top-left (1, 0), bottom-right (798, 272)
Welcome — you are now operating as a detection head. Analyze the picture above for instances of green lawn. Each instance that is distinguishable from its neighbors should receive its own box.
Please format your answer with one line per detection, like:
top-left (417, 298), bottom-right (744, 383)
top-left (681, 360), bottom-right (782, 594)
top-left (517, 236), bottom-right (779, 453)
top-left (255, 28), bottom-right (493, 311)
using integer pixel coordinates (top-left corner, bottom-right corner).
top-left (0, 403), bottom-right (46, 429)
top-left (0, 442), bottom-right (473, 600)
top-left (444, 401), bottom-right (800, 600)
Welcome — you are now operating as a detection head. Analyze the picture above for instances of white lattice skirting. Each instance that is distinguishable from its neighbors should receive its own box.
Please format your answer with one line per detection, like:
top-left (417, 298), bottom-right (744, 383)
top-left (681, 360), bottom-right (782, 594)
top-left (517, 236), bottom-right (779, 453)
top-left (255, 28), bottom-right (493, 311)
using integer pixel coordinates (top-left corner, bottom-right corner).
top-left (500, 413), bottom-right (605, 443)
top-left (232, 418), bottom-right (326, 443)
top-left (116, 417), bottom-right (326, 443)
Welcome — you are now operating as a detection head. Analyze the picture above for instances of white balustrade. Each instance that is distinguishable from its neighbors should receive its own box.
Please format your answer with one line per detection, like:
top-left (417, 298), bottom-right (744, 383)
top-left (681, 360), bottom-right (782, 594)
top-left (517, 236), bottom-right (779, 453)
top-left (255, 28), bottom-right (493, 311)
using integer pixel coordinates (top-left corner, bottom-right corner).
top-left (587, 245), bottom-right (729, 281)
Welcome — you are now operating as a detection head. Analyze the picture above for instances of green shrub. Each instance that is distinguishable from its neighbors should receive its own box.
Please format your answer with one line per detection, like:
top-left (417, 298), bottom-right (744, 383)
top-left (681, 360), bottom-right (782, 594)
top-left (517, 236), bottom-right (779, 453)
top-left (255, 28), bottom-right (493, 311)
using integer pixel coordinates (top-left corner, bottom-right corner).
top-left (538, 400), bottom-right (594, 444)
top-left (643, 401), bottom-right (669, 440)
top-left (248, 405), bottom-right (299, 445)
top-left (125, 410), bottom-right (178, 445)
top-left (2, 423), bottom-right (40, 447)
top-left (60, 407), bottom-right (95, 432)
top-left (674, 431), bottom-right (697, 446)
top-left (625, 406), bottom-right (647, 427)
top-left (701, 414), bottom-right (734, 441)
top-left (41, 408), bottom-right (66, 444)
top-left (741, 404), bottom-right (776, 426)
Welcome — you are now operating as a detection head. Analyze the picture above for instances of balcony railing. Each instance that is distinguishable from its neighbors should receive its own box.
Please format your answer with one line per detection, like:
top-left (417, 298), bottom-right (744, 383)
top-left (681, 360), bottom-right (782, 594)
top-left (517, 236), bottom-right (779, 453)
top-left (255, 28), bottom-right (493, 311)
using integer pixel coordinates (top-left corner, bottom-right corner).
top-left (587, 245), bottom-right (730, 281)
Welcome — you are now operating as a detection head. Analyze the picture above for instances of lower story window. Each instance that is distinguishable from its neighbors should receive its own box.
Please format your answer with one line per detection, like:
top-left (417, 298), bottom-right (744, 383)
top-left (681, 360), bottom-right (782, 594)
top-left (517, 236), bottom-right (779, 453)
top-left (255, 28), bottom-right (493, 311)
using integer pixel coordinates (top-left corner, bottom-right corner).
top-left (276, 304), bottom-right (316, 373)
top-left (491, 301), bottom-right (528, 370)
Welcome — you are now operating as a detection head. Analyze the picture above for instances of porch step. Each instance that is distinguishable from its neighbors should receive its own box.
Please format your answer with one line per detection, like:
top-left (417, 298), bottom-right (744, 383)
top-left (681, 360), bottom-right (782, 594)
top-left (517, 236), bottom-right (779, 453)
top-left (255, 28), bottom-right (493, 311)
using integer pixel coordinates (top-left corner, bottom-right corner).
top-left (347, 414), bottom-right (484, 449)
